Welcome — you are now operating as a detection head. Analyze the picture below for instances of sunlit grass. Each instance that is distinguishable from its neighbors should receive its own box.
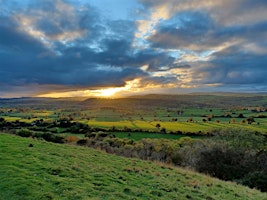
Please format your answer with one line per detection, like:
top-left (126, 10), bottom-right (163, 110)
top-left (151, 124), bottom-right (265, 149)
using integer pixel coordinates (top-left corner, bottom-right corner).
top-left (1, 133), bottom-right (266, 199)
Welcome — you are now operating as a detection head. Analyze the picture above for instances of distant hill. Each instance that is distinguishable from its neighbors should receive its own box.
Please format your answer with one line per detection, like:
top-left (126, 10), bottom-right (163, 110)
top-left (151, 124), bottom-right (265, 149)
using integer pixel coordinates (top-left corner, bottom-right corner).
top-left (82, 93), bottom-right (267, 109)
top-left (0, 93), bottom-right (266, 109)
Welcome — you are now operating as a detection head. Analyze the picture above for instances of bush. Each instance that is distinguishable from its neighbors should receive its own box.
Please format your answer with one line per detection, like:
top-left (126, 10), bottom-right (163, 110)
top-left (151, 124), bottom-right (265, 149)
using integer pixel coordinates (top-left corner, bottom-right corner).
top-left (42, 132), bottom-right (65, 143)
top-left (66, 136), bottom-right (80, 143)
top-left (16, 129), bottom-right (33, 137)
top-left (77, 139), bottom-right (88, 146)
top-left (195, 144), bottom-right (252, 180)
top-left (212, 128), bottom-right (266, 150)
top-left (241, 171), bottom-right (267, 192)
top-left (184, 128), bottom-right (267, 191)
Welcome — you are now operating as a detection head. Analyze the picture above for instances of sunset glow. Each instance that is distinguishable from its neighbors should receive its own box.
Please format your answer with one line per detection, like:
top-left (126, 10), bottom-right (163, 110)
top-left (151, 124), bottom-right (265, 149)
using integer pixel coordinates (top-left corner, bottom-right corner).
top-left (1, 0), bottom-right (267, 98)
top-left (36, 79), bottom-right (143, 98)
top-left (36, 88), bottom-right (125, 98)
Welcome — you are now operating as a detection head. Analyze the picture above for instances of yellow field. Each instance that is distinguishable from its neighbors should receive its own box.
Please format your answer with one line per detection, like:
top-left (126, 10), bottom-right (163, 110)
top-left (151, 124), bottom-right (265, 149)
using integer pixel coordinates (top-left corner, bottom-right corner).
top-left (87, 120), bottom-right (267, 134)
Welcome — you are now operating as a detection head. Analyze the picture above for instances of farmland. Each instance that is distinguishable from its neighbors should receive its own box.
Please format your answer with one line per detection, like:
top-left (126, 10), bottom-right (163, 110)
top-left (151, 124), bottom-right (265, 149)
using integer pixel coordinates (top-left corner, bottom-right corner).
top-left (1, 93), bottom-right (267, 197)
top-left (1, 94), bottom-right (267, 135)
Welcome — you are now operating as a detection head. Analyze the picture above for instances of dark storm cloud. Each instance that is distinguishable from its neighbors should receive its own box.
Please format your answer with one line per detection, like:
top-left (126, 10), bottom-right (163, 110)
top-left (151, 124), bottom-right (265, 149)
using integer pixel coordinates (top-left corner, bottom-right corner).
top-left (0, 0), bottom-right (148, 93)
top-left (0, 0), bottom-right (267, 97)
top-left (149, 11), bottom-right (267, 51)
top-left (0, 16), bottom-right (53, 86)
top-left (138, 0), bottom-right (267, 91)
top-left (0, 33), bottom-right (147, 87)
top-left (59, 37), bottom-right (174, 72)
top-left (0, 17), bottom-right (47, 53)
top-left (149, 11), bottom-right (214, 50)
top-left (190, 46), bottom-right (267, 86)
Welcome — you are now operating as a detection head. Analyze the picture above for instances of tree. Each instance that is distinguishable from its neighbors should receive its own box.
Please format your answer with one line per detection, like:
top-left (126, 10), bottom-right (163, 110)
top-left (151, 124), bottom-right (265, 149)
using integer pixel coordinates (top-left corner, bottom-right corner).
top-left (160, 127), bottom-right (166, 134)
top-left (247, 116), bottom-right (255, 124)
top-left (230, 118), bottom-right (236, 123)
top-left (238, 113), bottom-right (245, 118)
top-left (187, 118), bottom-right (194, 122)
top-left (0, 117), bottom-right (5, 123)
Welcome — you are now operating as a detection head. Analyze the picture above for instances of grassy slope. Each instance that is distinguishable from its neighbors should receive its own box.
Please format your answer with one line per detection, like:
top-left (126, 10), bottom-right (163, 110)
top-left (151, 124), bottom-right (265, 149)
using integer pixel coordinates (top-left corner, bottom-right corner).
top-left (0, 134), bottom-right (266, 200)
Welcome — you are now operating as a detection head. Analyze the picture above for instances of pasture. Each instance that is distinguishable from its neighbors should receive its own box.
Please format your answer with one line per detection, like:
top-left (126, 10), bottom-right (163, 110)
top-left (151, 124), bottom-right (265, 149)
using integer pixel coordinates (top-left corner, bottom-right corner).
top-left (1, 102), bottom-right (267, 135)
top-left (1, 133), bottom-right (266, 200)
top-left (1, 94), bottom-right (267, 198)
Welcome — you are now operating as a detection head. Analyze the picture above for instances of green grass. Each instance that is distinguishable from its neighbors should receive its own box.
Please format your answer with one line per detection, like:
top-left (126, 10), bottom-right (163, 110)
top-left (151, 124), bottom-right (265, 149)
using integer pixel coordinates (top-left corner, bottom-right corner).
top-left (2, 104), bottom-right (267, 135)
top-left (0, 133), bottom-right (266, 200)
top-left (112, 132), bottom-right (203, 141)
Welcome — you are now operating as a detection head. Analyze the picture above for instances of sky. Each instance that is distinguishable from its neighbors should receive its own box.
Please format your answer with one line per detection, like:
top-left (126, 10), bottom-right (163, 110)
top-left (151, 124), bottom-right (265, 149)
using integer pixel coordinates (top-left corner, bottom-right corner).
top-left (0, 0), bottom-right (267, 98)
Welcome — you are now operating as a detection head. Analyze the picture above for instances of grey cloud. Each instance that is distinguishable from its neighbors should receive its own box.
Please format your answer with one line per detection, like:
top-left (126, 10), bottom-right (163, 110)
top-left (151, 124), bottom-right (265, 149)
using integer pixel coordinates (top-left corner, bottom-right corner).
top-left (138, 75), bottom-right (178, 87)
top-left (0, 0), bottom-right (266, 97)
top-left (0, 17), bottom-right (47, 53)
top-left (138, 0), bottom-right (267, 25)
top-left (191, 46), bottom-right (267, 86)
top-left (149, 11), bottom-right (215, 50)
top-left (0, 2), bottom-right (151, 94)
top-left (150, 10), bottom-right (267, 51)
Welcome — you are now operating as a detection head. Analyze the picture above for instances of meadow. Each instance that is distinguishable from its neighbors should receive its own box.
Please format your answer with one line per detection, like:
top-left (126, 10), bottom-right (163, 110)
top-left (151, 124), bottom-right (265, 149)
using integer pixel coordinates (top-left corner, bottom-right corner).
top-left (1, 133), bottom-right (266, 200)
top-left (1, 95), bottom-right (267, 136)
top-left (80, 103), bottom-right (267, 134)
top-left (0, 94), bottom-right (267, 198)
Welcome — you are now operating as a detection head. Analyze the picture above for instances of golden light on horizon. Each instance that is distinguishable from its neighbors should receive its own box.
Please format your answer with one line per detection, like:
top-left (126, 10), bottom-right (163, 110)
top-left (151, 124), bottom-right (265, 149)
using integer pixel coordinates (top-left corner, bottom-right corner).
top-left (36, 88), bottom-right (123, 98)
top-left (35, 78), bottom-right (184, 98)
top-left (36, 79), bottom-right (143, 98)
top-left (88, 87), bottom-right (124, 97)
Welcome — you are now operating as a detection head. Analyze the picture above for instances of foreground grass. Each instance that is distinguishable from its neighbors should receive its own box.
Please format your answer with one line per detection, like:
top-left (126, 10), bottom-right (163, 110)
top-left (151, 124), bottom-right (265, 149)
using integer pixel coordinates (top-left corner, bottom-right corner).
top-left (0, 133), bottom-right (266, 200)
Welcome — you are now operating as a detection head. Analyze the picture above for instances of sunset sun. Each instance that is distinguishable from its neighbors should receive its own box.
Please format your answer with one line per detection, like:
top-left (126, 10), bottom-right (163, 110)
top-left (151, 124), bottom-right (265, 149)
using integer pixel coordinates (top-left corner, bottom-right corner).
top-left (96, 88), bottom-right (122, 97)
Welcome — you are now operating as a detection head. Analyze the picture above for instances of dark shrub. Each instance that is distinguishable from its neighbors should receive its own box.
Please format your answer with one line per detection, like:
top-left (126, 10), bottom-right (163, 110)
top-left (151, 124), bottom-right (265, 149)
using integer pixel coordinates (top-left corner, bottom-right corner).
top-left (17, 129), bottom-right (33, 137)
top-left (77, 139), bottom-right (88, 145)
top-left (241, 171), bottom-right (267, 192)
top-left (0, 117), bottom-right (5, 123)
top-left (42, 132), bottom-right (65, 143)
top-left (160, 127), bottom-right (166, 134)
top-left (196, 145), bottom-right (250, 180)
top-left (85, 132), bottom-right (97, 138)
top-left (59, 119), bottom-right (72, 128)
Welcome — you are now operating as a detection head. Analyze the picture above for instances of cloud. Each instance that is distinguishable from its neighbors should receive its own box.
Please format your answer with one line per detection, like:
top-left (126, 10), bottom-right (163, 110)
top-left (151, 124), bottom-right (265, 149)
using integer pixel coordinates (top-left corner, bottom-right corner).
top-left (0, 17), bottom-right (47, 53)
top-left (190, 46), bottom-right (267, 86)
top-left (0, 0), bottom-right (156, 96)
top-left (149, 11), bottom-right (267, 51)
top-left (136, 0), bottom-right (267, 93)
top-left (0, 0), bottom-right (267, 97)
top-left (148, 11), bottom-right (215, 50)
top-left (12, 0), bottom-right (92, 49)
top-left (138, 0), bottom-right (267, 25)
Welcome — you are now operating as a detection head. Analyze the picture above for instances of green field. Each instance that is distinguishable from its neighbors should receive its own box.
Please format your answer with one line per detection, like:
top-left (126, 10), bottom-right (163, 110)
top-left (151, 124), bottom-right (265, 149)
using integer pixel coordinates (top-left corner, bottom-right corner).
top-left (1, 133), bottom-right (266, 200)
top-left (1, 94), bottom-right (267, 136)
top-left (112, 132), bottom-right (203, 140)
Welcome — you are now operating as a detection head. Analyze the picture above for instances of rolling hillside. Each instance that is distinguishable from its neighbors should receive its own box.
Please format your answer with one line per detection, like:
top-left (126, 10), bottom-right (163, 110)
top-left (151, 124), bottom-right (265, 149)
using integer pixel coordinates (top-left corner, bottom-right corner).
top-left (0, 133), bottom-right (266, 200)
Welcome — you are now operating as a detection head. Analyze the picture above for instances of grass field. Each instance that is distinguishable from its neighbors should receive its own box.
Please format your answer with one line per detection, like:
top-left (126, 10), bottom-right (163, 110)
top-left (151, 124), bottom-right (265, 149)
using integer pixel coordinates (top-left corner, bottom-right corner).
top-left (1, 133), bottom-right (266, 200)
top-left (113, 132), bottom-right (203, 140)
top-left (1, 95), bottom-right (267, 149)
top-left (86, 120), bottom-right (267, 134)
top-left (1, 95), bottom-right (267, 136)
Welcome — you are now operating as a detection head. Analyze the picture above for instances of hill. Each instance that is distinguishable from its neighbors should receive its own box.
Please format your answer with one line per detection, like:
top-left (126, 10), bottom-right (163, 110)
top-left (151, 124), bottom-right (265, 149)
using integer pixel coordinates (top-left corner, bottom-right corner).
top-left (0, 133), bottom-right (266, 200)
top-left (0, 93), bottom-right (266, 109)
